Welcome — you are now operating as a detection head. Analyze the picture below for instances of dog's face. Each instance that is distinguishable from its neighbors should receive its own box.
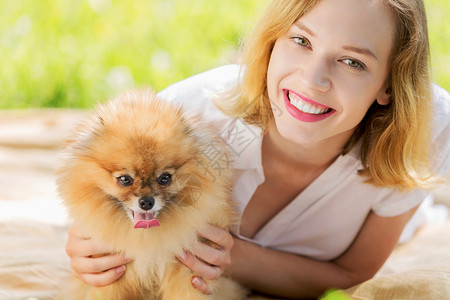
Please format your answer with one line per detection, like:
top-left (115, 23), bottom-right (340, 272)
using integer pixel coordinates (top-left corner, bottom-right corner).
top-left (67, 93), bottom-right (207, 229)
top-left (99, 141), bottom-right (192, 229)
top-left (100, 145), bottom-right (196, 229)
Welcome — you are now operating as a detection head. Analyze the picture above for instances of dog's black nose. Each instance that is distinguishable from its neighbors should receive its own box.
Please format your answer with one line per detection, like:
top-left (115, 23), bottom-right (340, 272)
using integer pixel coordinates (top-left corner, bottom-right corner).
top-left (138, 196), bottom-right (155, 211)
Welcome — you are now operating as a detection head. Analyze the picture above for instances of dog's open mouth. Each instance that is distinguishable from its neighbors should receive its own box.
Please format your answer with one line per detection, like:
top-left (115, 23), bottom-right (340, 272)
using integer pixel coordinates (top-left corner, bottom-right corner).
top-left (132, 211), bottom-right (160, 229)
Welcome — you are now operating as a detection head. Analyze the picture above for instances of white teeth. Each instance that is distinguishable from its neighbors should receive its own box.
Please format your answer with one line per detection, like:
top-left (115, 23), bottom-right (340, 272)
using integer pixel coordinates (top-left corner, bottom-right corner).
top-left (303, 103), bottom-right (311, 113)
top-left (288, 92), bottom-right (330, 115)
top-left (296, 100), bottom-right (304, 111)
top-left (313, 106), bottom-right (322, 114)
top-left (291, 98), bottom-right (298, 107)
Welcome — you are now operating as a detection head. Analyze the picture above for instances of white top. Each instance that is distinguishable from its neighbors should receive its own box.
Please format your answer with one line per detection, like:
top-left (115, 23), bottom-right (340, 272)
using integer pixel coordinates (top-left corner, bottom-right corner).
top-left (158, 65), bottom-right (450, 261)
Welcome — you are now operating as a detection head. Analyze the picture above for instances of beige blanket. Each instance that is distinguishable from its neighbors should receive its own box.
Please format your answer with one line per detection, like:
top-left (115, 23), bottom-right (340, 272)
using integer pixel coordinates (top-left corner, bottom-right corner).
top-left (1, 110), bottom-right (449, 300)
top-left (0, 223), bottom-right (70, 300)
top-left (346, 220), bottom-right (450, 299)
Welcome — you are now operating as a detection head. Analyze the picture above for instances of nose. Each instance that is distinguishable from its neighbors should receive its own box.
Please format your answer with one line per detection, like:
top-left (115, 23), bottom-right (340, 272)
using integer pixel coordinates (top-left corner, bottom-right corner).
top-left (299, 56), bottom-right (331, 92)
top-left (139, 196), bottom-right (155, 211)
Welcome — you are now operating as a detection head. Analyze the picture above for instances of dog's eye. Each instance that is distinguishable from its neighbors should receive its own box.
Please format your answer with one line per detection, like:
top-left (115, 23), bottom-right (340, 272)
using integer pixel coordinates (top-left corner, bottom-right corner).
top-left (117, 175), bottom-right (134, 187)
top-left (157, 172), bottom-right (172, 186)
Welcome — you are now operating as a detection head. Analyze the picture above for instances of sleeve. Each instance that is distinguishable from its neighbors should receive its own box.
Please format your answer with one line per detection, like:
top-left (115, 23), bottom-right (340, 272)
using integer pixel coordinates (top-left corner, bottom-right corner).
top-left (430, 84), bottom-right (450, 175)
top-left (372, 188), bottom-right (428, 217)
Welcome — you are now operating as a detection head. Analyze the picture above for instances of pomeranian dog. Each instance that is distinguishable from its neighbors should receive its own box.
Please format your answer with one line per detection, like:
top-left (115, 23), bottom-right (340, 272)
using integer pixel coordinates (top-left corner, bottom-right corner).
top-left (57, 89), bottom-right (246, 300)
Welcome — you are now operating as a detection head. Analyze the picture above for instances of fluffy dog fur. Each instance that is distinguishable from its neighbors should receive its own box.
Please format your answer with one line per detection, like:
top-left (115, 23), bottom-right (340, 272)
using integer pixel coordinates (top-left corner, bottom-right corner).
top-left (57, 90), bottom-right (246, 300)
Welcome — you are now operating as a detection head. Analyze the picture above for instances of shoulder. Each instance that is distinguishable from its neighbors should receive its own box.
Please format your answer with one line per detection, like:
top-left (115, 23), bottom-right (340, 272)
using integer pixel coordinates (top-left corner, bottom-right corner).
top-left (431, 84), bottom-right (450, 136)
top-left (431, 84), bottom-right (450, 175)
top-left (156, 64), bottom-right (242, 111)
top-left (156, 65), bottom-right (262, 168)
top-left (156, 64), bottom-right (242, 129)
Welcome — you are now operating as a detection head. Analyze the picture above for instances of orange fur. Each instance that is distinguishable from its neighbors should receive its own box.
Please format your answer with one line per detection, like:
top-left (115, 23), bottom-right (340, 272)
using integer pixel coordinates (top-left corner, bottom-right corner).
top-left (57, 90), bottom-right (246, 300)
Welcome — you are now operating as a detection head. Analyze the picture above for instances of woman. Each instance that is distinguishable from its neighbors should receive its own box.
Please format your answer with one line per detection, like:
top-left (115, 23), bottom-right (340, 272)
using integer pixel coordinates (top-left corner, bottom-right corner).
top-left (65, 0), bottom-right (450, 298)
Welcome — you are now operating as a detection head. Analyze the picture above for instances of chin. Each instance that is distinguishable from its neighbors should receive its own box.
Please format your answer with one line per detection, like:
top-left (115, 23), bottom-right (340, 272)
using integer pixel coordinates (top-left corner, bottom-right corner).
top-left (270, 116), bottom-right (308, 145)
top-left (57, 89), bottom-right (246, 300)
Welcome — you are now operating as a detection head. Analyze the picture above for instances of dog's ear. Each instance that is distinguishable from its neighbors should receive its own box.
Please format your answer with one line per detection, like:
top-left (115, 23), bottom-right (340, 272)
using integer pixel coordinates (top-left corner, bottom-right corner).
top-left (62, 120), bottom-right (91, 148)
top-left (62, 111), bottom-right (104, 153)
top-left (179, 108), bottom-right (213, 146)
top-left (97, 115), bottom-right (105, 126)
top-left (179, 115), bottom-right (194, 136)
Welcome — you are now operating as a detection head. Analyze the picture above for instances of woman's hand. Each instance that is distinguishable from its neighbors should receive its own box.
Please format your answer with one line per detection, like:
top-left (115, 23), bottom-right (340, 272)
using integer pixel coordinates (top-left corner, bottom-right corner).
top-left (66, 224), bottom-right (233, 293)
top-left (177, 225), bottom-right (234, 295)
top-left (65, 225), bottom-right (133, 287)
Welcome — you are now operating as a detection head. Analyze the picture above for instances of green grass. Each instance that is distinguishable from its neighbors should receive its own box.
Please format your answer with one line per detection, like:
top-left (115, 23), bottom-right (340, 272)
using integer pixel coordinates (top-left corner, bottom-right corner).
top-left (0, 0), bottom-right (262, 108)
top-left (320, 289), bottom-right (352, 300)
top-left (426, 0), bottom-right (450, 91)
top-left (0, 0), bottom-right (448, 108)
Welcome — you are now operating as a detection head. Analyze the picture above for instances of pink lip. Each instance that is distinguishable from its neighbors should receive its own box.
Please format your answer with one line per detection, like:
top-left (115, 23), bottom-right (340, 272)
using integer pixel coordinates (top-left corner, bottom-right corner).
top-left (283, 89), bottom-right (335, 122)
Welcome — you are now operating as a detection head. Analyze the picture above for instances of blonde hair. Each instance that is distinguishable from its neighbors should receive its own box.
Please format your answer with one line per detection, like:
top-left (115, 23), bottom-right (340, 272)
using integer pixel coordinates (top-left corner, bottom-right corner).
top-left (217, 0), bottom-right (433, 190)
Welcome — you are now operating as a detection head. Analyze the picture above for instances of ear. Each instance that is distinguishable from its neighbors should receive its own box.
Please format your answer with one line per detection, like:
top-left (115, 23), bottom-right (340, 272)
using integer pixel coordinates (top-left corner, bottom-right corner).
top-left (376, 87), bottom-right (391, 105)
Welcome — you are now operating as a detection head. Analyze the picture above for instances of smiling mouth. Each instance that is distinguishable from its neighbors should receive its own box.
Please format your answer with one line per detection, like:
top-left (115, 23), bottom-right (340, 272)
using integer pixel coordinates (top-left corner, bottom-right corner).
top-left (285, 90), bottom-right (333, 115)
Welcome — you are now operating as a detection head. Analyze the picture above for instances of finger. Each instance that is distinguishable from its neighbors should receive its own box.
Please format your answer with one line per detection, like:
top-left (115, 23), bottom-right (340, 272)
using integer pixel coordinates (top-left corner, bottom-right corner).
top-left (191, 276), bottom-right (213, 295)
top-left (71, 253), bottom-right (130, 275)
top-left (79, 265), bottom-right (127, 287)
top-left (178, 251), bottom-right (222, 280)
top-left (68, 224), bottom-right (97, 243)
top-left (66, 238), bottom-right (113, 258)
top-left (68, 224), bottom-right (90, 239)
top-left (193, 242), bottom-right (230, 269)
top-left (198, 225), bottom-right (234, 250)
top-left (66, 229), bottom-right (118, 258)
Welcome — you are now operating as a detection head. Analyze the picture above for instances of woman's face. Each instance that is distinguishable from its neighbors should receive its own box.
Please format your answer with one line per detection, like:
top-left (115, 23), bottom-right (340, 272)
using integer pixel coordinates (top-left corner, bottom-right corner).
top-left (267, 0), bottom-right (395, 148)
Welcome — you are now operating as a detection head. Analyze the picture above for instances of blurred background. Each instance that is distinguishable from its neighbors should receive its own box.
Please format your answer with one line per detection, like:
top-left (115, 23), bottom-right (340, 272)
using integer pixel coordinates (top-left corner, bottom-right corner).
top-left (0, 0), bottom-right (260, 108)
top-left (0, 3), bottom-right (448, 297)
top-left (0, 0), bottom-right (448, 109)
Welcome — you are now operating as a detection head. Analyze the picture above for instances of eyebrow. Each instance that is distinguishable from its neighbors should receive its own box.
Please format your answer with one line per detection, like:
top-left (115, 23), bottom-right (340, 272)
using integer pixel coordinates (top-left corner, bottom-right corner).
top-left (342, 45), bottom-right (379, 61)
top-left (293, 22), bottom-right (316, 37)
top-left (292, 21), bottom-right (379, 61)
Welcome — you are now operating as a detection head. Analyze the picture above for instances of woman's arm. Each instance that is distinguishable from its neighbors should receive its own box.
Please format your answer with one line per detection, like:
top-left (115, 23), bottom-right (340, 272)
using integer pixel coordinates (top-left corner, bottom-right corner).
top-left (66, 206), bottom-right (418, 297)
top-left (224, 206), bottom-right (419, 298)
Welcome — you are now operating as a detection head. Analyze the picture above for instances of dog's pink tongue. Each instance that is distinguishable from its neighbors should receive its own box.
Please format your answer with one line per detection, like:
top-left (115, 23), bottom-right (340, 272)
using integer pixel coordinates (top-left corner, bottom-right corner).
top-left (133, 212), bottom-right (160, 229)
top-left (134, 219), bottom-right (160, 229)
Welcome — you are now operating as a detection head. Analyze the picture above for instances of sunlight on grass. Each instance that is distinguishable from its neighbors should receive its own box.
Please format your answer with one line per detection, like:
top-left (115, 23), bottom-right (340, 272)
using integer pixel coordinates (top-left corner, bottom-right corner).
top-left (426, 0), bottom-right (450, 91)
top-left (0, 0), bottom-right (448, 108)
top-left (0, 0), bottom-right (262, 108)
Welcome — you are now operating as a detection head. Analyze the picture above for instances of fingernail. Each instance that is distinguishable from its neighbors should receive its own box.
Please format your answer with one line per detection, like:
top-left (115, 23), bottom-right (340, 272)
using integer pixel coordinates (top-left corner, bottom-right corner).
top-left (178, 251), bottom-right (188, 260)
top-left (115, 265), bottom-right (126, 274)
top-left (192, 276), bottom-right (202, 288)
top-left (123, 255), bottom-right (133, 262)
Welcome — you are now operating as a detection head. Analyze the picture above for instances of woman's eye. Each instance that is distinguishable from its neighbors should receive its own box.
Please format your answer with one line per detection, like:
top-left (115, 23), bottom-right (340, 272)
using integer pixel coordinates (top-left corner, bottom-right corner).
top-left (342, 58), bottom-right (366, 71)
top-left (157, 172), bottom-right (172, 186)
top-left (292, 36), bottom-right (310, 47)
top-left (117, 175), bottom-right (134, 187)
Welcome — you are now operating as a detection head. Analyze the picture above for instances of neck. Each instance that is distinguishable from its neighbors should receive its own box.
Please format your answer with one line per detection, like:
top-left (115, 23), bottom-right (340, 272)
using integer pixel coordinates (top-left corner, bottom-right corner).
top-left (263, 121), bottom-right (346, 170)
